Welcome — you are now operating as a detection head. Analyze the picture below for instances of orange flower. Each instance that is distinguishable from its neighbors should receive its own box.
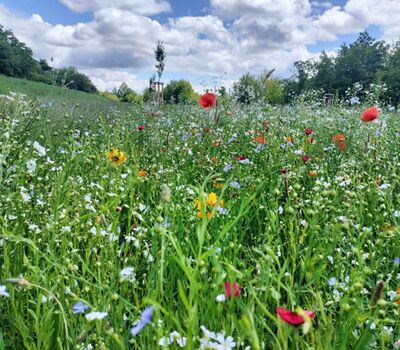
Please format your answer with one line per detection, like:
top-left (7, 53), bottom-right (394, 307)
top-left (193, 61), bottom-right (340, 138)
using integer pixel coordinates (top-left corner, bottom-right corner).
top-left (252, 135), bottom-right (268, 144)
top-left (138, 170), bottom-right (148, 177)
top-left (213, 181), bottom-right (224, 189)
top-left (396, 288), bottom-right (400, 305)
top-left (332, 134), bottom-right (347, 151)
top-left (287, 136), bottom-right (293, 143)
top-left (211, 156), bottom-right (218, 163)
top-left (306, 137), bottom-right (316, 144)
top-left (309, 170), bottom-right (317, 177)
top-left (212, 140), bottom-right (221, 147)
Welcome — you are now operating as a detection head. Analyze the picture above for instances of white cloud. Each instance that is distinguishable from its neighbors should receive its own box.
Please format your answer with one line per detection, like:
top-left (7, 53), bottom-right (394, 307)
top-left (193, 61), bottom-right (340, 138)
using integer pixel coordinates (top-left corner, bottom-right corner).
top-left (0, 0), bottom-right (399, 93)
top-left (59, 0), bottom-right (171, 15)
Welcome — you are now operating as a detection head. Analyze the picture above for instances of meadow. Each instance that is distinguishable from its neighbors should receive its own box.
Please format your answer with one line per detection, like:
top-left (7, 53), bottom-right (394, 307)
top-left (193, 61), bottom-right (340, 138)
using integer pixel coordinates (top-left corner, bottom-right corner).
top-left (0, 80), bottom-right (399, 349)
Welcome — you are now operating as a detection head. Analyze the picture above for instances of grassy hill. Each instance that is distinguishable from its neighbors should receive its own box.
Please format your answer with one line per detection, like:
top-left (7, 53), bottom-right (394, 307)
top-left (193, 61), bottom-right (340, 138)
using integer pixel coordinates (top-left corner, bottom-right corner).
top-left (0, 74), bottom-right (108, 103)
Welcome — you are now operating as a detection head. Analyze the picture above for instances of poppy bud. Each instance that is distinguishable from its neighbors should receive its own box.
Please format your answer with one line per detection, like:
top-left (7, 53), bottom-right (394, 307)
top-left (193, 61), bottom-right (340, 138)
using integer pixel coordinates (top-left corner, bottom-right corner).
top-left (305, 128), bottom-right (313, 136)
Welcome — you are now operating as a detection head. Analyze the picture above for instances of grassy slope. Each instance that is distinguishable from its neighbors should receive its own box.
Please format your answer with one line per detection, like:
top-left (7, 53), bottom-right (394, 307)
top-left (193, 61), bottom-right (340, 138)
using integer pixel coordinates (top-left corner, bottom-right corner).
top-left (0, 74), bottom-right (108, 104)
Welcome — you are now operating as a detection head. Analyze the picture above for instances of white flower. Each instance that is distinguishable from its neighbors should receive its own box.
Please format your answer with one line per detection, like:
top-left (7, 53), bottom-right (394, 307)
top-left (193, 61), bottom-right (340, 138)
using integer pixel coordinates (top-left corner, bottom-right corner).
top-left (159, 336), bottom-right (172, 347)
top-left (278, 206), bottom-right (284, 214)
top-left (294, 149), bottom-right (303, 155)
top-left (26, 159), bottom-right (36, 173)
top-left (379, 183), bottom-right (390, 190)
top-left (0, 285), bottom-right (10, 297)
top-left (394, 339), bottom-right (400, 349)
top-left (394, 210), bottom-right (400, 218)
top-left (217, 336), bottom-right (236, 350)
top-left (85, 311), bottom-right (108, 321)
top-left (33, 141), bottom-right (46, 157)
top-left (215, 294), bottom-right (226, 302)
top-left (119, 267), bottom-right (135, 281)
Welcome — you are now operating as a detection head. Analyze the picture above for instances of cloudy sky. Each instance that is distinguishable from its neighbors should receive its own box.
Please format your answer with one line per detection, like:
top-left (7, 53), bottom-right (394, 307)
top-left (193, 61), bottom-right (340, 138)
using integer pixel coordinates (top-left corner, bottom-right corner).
top-left (1, 0), bottom-right (399, 92)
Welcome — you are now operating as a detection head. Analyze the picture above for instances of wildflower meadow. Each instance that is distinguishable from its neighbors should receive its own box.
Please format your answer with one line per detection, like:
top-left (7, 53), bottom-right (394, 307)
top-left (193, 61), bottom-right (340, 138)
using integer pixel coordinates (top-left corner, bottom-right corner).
top-left (0, 91), bottom-right (399, 349)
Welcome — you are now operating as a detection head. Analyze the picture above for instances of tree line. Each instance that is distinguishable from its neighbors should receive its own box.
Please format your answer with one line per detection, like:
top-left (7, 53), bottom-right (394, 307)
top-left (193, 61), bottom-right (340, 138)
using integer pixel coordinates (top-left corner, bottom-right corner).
top-left (0, 24), bottom-right (97, 94)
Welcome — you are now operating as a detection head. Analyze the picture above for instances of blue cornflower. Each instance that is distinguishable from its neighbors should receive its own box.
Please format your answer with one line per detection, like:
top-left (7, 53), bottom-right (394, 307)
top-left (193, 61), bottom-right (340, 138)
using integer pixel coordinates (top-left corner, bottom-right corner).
top-left (131, 306), bottom-right (153, 336)
top-left (394, 257), bottom-right (400, 264)
top-left (223, 164), bottom-right (232, 172)
top-left (72, 301), bottom-right (89, 314)
top-left (230, 181), bottom-right (241, 189)
top-left (328, 277), bottom-right (337, 286)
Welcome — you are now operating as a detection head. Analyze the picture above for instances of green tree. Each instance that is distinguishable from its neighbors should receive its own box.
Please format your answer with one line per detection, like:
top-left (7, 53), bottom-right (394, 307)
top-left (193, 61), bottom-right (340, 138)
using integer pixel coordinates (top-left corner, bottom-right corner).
top-left (381, 40), bottom-right (400, 106)
top-left (163, 80), bottom-right (197, 104)
top-left (232, 73), bottom-right (261, 104)
top-left (333, 31), bottom-right (388, 97)
top-left (0, 25), bottom-right (38, 79)
top-left (312, 51), bottom-right (335, 94)
top-left (53, 67), bottom-right (97, 93)
top-left (155, 41), bottom-right (166, 82)
top-left (263, 79), bottom-right (284, 105)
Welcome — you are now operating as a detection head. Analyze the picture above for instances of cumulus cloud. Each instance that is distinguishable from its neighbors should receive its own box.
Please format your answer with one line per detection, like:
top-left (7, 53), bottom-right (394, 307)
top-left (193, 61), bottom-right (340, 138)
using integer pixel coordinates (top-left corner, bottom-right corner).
top-left (59, 0), bottom-right (171, 15)
top-left (0, 0), bottom-right (398, 92)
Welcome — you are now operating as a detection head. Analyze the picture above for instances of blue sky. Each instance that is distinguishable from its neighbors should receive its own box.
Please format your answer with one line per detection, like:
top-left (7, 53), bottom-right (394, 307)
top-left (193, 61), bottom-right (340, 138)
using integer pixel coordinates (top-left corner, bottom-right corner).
top-left (0, 0), bottom-right (398, 92)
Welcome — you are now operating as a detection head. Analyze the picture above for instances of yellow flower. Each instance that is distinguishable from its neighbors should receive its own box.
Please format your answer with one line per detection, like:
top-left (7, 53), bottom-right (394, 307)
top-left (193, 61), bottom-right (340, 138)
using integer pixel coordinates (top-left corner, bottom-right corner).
top-left (195, 192), bottom-right (224, 218)
top-left (138, 170), bottom-right (148, 177)
top-left (106, 148), bottom-right (127, 166)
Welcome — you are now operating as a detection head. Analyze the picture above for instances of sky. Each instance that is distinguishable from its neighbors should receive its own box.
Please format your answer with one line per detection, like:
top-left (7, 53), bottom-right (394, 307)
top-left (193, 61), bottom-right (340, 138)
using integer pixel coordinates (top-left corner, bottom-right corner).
top-left (0, 0), bottom-right (399, 93)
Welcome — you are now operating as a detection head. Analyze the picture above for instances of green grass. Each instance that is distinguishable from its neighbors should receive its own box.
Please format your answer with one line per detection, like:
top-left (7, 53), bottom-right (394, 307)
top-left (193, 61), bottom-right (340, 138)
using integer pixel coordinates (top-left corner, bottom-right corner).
top-left (0, 92), bottom-right (399, 349)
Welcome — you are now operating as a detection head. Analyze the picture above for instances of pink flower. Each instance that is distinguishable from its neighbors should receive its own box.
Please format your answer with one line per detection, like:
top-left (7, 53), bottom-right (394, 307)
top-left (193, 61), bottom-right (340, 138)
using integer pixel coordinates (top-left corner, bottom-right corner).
top-left (137, 125), bottom-right (145, 131)
top-left (302, 156), bottom-right (310, 163)
top-left (276, 307), bottom-right (315, 326)
top-left (224, 282), bottom-right (240, 299)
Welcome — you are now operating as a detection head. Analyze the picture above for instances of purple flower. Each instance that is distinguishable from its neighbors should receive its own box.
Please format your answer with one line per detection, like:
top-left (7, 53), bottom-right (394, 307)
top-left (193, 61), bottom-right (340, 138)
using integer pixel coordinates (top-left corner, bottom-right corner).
top-left (328, 277), bottom-right (336, 286)
top-left (229, 181), bottom-right (240, 189)
top-left (223, 164), bottom-right (232, 172)
top-left (394, 257), bottom-right (400, 264)
top-left (72, 301), bottom-right (89, 314)
top-left (131, 306), bottom-right (153, 336)
top-left (217, 207), bottom-right (229, 215)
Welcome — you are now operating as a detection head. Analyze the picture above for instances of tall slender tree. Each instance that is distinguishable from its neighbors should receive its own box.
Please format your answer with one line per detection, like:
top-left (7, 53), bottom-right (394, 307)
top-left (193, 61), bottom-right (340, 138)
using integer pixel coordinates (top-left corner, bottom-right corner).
top-left (154, 41), bottom-right (166, 82)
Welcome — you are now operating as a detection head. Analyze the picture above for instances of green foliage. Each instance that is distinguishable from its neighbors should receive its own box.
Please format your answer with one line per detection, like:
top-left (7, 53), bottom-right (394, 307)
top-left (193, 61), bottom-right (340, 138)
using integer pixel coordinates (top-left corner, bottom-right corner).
top-left (155, 41), bottom-right (166, 82)
top-left (381, 40), bottom-right (400, 106)
top-left (232, 73), bottom-right (261, 104)
top-left (163, 79), bottom-right (197, 104)
top-left (0, 91), bottom-right (399, 349)
top-left (113, 82), bottom-right (143, 104)
top-left (52, 67), bottom-right (97, 94)
top-left (263, 79), bottom-right (284, 105)
top-left (0, 24), bottom-right (39, 79)
top-left (100, 91), bottom-right (119, 102)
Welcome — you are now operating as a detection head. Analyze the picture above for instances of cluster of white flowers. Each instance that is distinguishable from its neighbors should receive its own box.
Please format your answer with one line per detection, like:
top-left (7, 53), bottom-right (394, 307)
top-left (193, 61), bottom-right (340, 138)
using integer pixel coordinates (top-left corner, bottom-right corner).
top-left (159, 331), bottom-right (187, 348)
top-left (199, 326), bottom-right (236, 350)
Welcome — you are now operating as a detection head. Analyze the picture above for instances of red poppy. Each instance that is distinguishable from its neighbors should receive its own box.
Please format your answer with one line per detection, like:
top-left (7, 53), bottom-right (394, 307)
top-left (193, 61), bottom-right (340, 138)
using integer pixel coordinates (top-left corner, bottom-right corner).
top-left (331, 133), bottom-right (347, 151)
top-left (361, 106), bottom-right (379, 122)
top-left (305, 128), bottom-right (313, 136)
top-left (302, 156), bottom-right (310, 163)
top-left (280, 168), bottom-right (287, 175)
top-left (137, 125), bottom-right (145, 131)
top-left (276, 307), bottom-right (315, 326)
top-left (224, 282), bottom-right (240, 299)
top-left (199, 93), bottom-right (217, 109)
top-left (239, 156), bottom-right (247, 161)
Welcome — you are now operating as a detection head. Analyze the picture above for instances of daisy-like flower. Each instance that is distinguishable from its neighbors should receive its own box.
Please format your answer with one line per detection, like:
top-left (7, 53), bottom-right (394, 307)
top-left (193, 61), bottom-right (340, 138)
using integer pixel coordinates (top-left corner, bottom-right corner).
top-left (85, 311), bottom-right (108, 321)
top-left (119, 267), bottom-right (136, 282)
top-left (106, 148), bottom-right (127, 166)
top-left (0, 285), bottom-right (10, 297)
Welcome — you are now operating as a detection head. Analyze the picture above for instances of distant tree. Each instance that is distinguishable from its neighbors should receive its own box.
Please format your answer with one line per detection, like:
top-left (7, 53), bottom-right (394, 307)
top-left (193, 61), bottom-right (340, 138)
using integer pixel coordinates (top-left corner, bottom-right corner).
top-left (163, 80), bottom-right (197, 104)
top-left (263, 79), bottom-right (284, 105)
top-left (312, 51), bottom-right (335, 94)
top-left (232, 73), bottom-right (261, 104)
top-left (39, 59), bottom-right (52, 72)
top-left (113, 82), bottom-right (142, 103)
top-left (333, 31), bottom-right (388, 97)
top-left (155, 41), bottom-right (166, 82)
top-left (381, 40), bottom-right (400, 106)
top-left (0, 25), bottom-right (38, 79)
top-left (53, 67), bottom-right (97, 93)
